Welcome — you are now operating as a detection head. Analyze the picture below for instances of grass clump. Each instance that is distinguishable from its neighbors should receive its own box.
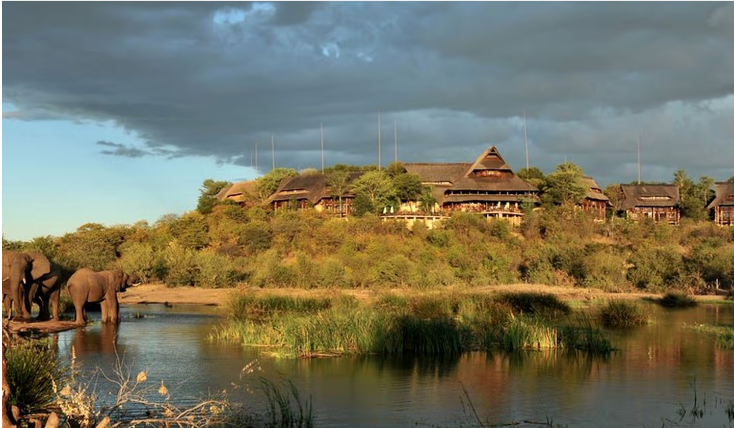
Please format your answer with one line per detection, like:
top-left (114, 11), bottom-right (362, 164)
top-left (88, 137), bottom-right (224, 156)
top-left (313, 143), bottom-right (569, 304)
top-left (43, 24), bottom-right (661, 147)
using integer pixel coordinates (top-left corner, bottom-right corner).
top-left (227, 294), bottom-right (332, 321)
top-left (494, 292), bottom-right (571, 319)
top-left (659, 291), bottom-right (698, 308)
top-left (260, 378), bottom-right (313, 428)
top-left (598, 300), bottom-right (648, 328)
top-left (687, 324), bottom-right (734, 349)
top-left (6, 341), bottom-right (69, 414)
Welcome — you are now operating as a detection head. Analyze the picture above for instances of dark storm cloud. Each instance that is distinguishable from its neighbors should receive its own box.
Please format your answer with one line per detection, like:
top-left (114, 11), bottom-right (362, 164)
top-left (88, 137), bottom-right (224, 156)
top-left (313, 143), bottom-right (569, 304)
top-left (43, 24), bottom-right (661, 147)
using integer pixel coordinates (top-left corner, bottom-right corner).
top-left (3, 2), bottom-right (733, 183)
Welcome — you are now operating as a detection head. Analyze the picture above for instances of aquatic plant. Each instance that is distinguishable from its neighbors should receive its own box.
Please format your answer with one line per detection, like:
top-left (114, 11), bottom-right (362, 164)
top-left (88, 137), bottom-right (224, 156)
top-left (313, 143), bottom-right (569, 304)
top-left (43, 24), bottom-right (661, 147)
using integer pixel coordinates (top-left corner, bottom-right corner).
top-left (494, 291), bottom-right (572, 319)
top-left (598, 300), bottom-right (648, 328)
top-left (686, 324), bottom-right (734, 349)
top-left (260, 378), bottom-right (313, 428)
top-left (5, 341), bottom-right (69, 414)
top-left (659, 291), bottom-right (698, 308)
top-left (227, 293), bottom-right (332, 321)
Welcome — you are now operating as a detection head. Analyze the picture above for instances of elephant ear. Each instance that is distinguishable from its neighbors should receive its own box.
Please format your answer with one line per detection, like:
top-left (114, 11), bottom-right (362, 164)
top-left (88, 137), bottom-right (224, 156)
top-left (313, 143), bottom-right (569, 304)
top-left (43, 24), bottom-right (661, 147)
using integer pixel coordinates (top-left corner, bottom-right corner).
top-left (28, 252), bottom-right (52, 281)
top-left (118, 273), bottom-right (130, 292)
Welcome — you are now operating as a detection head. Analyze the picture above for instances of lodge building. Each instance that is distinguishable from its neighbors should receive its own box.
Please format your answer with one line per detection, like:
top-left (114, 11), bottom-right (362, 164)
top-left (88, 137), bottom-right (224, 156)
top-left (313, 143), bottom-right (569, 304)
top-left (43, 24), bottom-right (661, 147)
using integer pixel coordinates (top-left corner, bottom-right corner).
top-left (707, 182), bottom-right (734, 226)
top-left (580, 177), bottom-right (611, 220)
top-left (620, 184), bottom-right (681, 225)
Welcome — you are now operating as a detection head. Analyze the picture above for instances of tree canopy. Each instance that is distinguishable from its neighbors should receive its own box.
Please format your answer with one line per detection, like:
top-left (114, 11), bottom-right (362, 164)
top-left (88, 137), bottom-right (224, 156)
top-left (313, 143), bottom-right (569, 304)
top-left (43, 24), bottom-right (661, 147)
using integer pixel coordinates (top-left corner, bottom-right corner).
top-left (517, 167), bottom-right (546, 189)
top-left (255, 168), bottom-right (298, 201)
top-left (674, 169), bottom-right (714, 220)
top-left (542, 163), bottom-right (588, 206)
top-left (351, 170), bottom-right (397, 215)
top-left (196, 179), bottom-right (231, 215)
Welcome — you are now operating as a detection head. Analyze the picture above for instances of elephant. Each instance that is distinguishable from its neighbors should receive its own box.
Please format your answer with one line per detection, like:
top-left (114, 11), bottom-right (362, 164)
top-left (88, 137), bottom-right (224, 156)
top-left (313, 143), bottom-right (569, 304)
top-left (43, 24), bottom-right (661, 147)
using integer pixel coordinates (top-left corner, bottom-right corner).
top-left (2, 251), bottom-right (54, 320)
top-left (67, 268), bottom-right (140, 324)
top-left (26, 253), bottom-right (64, 321)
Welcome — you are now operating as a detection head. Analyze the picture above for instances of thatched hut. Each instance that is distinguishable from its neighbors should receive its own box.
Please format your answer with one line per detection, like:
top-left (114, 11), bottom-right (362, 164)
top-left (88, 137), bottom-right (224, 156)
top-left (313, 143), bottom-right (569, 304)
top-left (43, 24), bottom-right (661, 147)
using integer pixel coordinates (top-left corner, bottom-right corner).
top-left (620, 184), bottom-right (680, 225)
top-left (267, 172), bottom-right (362, 216)
top-left (215, 181), bottom-right (258, 206)
top-left (580, 176), bottom-right (611, 219)
top-left (706, 182), bottom-right (734, 226)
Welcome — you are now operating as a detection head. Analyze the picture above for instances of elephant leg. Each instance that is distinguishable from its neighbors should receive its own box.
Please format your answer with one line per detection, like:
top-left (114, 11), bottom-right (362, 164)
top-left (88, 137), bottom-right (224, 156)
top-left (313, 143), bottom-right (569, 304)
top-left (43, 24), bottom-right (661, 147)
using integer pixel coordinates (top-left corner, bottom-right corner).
top-left (101, 300), bottom-right (108, 323)
top-left (109, 297), bottom-right (120, 323)
top-left (50, 289), bottom-right (60, 321)
top-left (72, 293), bottom-right (86, 325)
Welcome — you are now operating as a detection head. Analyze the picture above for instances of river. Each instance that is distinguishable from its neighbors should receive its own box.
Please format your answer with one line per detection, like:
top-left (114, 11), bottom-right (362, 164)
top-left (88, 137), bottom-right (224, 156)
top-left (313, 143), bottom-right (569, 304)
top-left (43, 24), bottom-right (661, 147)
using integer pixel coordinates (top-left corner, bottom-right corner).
top-left (54, 302), bottom-right (734, 427)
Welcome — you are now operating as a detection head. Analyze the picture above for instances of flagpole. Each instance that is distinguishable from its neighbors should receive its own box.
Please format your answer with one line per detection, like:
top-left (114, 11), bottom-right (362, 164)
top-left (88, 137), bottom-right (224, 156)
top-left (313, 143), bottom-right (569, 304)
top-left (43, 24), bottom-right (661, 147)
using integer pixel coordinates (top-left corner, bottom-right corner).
top-left (271, 134), bottom-right (275, 170)
top-left (394, 120), bottom-right (398, 163)
top-left (320, 123), bottom-right (324, 174)
top-left (378, 113), bottom-right (382, 170)
top-left (524, 110), bottom-right (529, 170)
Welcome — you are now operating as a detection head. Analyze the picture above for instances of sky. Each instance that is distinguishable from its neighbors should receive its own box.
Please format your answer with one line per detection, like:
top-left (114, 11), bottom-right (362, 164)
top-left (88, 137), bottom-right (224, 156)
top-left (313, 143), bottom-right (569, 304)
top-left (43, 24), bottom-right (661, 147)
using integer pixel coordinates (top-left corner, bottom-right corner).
top-left (2, 2), bottom-right (734, 240)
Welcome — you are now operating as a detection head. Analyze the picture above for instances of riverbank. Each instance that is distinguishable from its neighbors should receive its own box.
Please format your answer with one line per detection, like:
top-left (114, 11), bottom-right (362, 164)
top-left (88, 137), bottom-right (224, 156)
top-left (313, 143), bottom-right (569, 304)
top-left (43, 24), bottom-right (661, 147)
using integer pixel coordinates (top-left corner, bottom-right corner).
top-left (7, 283), bottom-right (729, 335)
top-left (118, 282), bottom-right (732, 306)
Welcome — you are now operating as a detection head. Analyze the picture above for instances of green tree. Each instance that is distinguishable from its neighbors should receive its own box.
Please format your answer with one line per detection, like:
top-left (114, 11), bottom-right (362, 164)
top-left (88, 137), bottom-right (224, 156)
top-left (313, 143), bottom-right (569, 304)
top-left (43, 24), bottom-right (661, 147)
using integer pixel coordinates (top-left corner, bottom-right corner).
top-left (675, 169), bottom-right (711, 220)
top-left (351, 170), bottom-right (396, 215)
top-left (169, 212), bottom-right (209, 250)
top-left (196, 179), bottom-right (231, 215)
top-left (603, 184), bottom-right (624, 213)
top-left (393, 173), bottom-right (423, 202)
top-left (385, 161), bottom-right (406, 178)
top-left (418, 187), bottom-right (438, 214)
top-left (327, 170), bottom-right (352, 217)
top-left (517, 166), bottom-right (546, 189)
top-left (255, 168), bottom-right (298, 201)
top-left (543, 163), bottom-right (589, 206)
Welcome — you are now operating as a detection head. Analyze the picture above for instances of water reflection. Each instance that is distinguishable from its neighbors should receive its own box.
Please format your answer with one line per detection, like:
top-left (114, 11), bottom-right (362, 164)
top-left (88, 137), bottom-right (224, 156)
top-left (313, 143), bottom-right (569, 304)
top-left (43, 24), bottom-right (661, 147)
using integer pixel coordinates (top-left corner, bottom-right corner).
top-left (53, 303), bottom-right (734, 428)
top-left (70, 323), bottom-right (121, 356)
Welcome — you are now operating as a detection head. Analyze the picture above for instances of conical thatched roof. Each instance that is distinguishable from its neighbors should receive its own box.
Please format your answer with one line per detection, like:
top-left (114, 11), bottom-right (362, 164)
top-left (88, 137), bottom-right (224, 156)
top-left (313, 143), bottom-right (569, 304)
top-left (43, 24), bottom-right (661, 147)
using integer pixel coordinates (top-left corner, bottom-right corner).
top-left (706, 182), bottom-right (734, 209)
top-left (266, 172), bottom-right (363, 205)
top-left (582, 176), bottom-right (611, 203)
top-left (215, 181), bottom-right (257, 203)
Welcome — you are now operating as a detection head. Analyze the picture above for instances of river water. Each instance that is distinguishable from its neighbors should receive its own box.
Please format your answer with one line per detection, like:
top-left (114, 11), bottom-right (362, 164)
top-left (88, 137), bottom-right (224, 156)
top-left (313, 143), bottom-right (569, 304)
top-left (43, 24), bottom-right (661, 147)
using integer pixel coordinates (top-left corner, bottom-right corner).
top-left (54, 303), bottom-right (734, 427)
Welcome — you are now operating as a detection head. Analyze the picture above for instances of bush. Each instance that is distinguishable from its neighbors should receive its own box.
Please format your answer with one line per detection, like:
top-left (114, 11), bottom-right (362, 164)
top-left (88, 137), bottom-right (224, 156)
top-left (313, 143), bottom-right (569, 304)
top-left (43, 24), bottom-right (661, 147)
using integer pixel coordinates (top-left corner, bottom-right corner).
top-left (240, 220), bottom-right (272, 254)
top-left (162, 242), bottom-right (198, 287)
top-left (659, 292), bottom-right (698, 308)
top-left (119, 242), bottom-right (166, 283)
top-left (628, 244), bottom-right (682, 291)
top-left (196, 250), bottom-right (238, 288)
top-left (599, 300), bottom-right (648, 328)
top-left (6, 341), bottom-right (69, 414)
top-left (494, 292), bottom-right (571, 320)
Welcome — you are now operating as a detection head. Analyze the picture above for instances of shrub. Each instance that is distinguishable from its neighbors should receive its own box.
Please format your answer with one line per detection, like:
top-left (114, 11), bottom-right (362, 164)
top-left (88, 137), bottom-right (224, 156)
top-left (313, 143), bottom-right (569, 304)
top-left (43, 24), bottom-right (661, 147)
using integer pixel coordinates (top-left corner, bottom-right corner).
top-left (659, 292), bottom-right (698, 308)
top-left (628, 244), bottom-right (682, 291)
top-left (494, 292), bottom-right (571, 320)
top-left (196, 250), bottom-right (238, 288)
top-left (599, 300), bottom-right (647, 328)
top-left (240, 220), bottom-right (272, 254)
top-left (582, 248), bottom-right (629, 291)
top-left (162, 242), bottom-right (198, 287)
top-left (6, 342), bottom-right (69, 414)
top-left (119, 242), bottom-right (166, 283)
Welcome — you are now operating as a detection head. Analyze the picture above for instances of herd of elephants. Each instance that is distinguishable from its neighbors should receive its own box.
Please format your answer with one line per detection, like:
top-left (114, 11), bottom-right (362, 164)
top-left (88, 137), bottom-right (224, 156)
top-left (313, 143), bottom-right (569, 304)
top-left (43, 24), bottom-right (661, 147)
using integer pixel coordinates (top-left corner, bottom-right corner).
top-left (1, 250), bottom-right (140, 324)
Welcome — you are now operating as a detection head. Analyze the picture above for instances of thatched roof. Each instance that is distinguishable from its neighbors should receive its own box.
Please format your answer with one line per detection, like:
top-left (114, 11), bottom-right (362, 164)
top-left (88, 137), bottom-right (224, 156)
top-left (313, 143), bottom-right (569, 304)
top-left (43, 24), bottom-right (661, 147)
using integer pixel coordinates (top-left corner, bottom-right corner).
top-left (267, 172), bottom-right (363, 205)
top-left (706, 182), bottom-right (734, 209)
top-left (403, 163), bottom-right (471, 184)
top-left (465, 146), bottom-right (511, 174)
top-left (443, 194), bottom-right (538, 204)
top-left (582, 177), bottom-right (611, 203)
top-left (620, 184), bottom-right (680, 210)
top-left (215, 181), bottom-right (257, 203)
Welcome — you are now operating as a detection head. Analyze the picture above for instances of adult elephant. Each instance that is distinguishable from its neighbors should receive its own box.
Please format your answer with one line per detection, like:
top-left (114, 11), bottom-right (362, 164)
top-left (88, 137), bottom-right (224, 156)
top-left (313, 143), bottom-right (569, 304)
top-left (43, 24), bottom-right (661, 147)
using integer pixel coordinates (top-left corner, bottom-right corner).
top-left (26, 253), bottom-right (64, 321)
top-left (67, 268), bottom-right (140, 324)
top-left (2, 251), bottom-right (53, 320)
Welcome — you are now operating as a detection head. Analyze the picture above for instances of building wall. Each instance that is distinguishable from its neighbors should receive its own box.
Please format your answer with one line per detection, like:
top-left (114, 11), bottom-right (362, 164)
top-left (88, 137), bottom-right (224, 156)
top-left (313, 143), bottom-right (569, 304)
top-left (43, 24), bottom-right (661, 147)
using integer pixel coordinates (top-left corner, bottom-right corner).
top-left (626, 206), bottom-right (680, 225)
top-left (714, 206), bottom-right (734, 226)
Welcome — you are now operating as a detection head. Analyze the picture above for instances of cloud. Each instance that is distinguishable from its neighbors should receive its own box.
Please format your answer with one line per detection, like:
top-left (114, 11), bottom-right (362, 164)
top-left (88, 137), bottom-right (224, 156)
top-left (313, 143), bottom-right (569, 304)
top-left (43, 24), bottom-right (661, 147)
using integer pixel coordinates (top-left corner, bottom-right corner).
top-left (96, 140), bottom-right (151, 158)
top-left (3, 2), bottom-right (733, 183)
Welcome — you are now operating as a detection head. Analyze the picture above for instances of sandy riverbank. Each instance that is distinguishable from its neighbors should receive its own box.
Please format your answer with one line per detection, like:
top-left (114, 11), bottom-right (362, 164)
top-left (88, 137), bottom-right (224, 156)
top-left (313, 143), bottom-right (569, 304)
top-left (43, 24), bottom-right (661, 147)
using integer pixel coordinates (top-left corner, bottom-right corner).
top-left (7, 283), bottom-right (729, 334)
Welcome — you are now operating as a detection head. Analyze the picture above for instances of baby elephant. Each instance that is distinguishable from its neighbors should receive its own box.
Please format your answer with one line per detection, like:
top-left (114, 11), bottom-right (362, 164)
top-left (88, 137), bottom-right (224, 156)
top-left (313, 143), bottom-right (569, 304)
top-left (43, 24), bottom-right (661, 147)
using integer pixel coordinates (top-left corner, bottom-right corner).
top-left (67, 269), bottom-right (140, 324)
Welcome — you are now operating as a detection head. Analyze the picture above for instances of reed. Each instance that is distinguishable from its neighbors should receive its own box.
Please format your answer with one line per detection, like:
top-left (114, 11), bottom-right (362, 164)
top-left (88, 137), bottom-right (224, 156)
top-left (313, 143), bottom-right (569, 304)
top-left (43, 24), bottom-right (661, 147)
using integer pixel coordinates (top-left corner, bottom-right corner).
top-left (260, 378), bottom-right (313, 428)
top-left (560, 317), bottom-right (613, 354)
top-left (687, 324), bottom-right (734, 349)
top-left (659, 292), bottom-right (698, 308)
top-left (499, 315), bottom-right (561, 351)
top-left (227, 293), bottom-right (332, 321)
top-left (6, 341), bottom-right (69, 414)
top-left (598, 300), bottom-right (648, 328)
top-left (494, 292), bottom-right (571, 319)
